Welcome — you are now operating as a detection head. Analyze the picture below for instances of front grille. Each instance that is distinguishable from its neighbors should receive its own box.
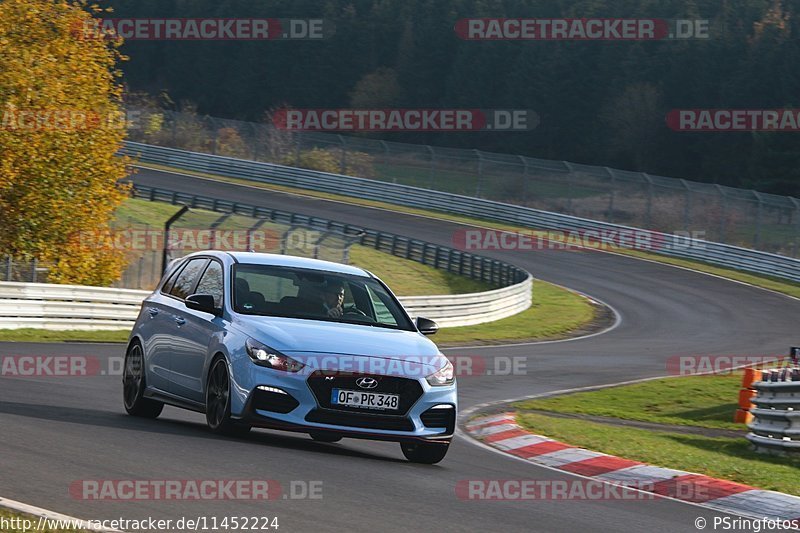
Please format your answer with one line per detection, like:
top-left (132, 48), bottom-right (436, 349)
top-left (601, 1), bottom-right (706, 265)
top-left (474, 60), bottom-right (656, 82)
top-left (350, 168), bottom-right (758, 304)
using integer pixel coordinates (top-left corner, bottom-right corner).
top-left (420, 406), bottom-right (455, 434)
top-left (306, 370), bottom-right (423, 415)
top-left (305, 409), bottom-right (414, 431)
top-left (251, 388), bottom-right (300, 414)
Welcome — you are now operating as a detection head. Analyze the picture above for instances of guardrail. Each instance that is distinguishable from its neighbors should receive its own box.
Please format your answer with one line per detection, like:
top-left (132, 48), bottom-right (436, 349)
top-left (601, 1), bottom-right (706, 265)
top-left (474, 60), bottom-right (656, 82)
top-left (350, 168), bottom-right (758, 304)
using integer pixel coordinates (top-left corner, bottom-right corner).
top-left (0, 276), bottom-right (532, 330)
top-left (746, 368), bottom-right (800, 454)
top-left (122, 142), bottom-right (800, 283)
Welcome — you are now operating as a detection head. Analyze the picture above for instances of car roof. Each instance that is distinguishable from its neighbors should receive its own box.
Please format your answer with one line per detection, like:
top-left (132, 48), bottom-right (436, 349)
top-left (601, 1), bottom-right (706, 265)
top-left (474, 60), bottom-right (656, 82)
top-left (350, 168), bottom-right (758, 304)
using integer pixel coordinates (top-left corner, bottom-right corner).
top-left (222, 252), bottom-right (371, 277)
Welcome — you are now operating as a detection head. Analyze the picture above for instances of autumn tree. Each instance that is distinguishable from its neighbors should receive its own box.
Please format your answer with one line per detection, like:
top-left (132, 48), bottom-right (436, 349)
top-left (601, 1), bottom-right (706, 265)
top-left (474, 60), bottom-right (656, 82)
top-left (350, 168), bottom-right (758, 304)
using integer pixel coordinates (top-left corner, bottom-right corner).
top-left (0, 0), bottom-right (131, 285)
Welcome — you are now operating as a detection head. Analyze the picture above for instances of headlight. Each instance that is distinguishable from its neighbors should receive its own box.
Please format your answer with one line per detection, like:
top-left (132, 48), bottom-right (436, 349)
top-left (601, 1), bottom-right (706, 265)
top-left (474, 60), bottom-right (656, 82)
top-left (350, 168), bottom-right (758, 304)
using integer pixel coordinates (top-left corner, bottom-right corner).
top-left (426, 358), bottom-right (455, 386)
top-left (245, 338), bottom-right (304, 372)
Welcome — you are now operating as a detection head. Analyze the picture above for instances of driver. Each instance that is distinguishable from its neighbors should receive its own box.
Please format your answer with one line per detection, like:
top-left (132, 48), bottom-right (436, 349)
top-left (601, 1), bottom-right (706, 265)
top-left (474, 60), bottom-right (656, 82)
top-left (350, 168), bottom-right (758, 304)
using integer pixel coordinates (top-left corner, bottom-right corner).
top-left (320, 280), bottom-right (345, 318)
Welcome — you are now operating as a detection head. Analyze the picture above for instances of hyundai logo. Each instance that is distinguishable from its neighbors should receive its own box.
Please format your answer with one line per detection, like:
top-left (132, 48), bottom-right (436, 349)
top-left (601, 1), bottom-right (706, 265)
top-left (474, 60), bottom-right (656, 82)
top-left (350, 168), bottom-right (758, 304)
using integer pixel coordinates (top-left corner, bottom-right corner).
top-left (355, 377), bottom-right (379, 389)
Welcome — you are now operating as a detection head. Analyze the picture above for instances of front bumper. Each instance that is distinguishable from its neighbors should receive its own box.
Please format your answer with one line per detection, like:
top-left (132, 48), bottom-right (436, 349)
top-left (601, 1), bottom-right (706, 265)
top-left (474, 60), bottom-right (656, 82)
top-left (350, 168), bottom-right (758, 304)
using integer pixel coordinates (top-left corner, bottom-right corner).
top-left (230, 359), bottom-right (457, 444)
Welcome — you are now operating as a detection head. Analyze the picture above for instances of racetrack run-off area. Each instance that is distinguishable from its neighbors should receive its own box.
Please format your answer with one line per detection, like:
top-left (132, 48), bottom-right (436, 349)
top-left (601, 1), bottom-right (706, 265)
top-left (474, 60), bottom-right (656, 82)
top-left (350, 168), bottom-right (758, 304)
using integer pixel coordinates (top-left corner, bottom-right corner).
top-left (1, 167), bottom-right (799, 532)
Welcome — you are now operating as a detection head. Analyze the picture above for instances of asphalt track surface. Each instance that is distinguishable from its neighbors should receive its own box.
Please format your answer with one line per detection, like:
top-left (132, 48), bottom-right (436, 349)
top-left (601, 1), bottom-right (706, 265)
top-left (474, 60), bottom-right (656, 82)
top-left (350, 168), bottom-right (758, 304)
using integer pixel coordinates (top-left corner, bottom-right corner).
top-left (1, 167), bottom-right (799, 532)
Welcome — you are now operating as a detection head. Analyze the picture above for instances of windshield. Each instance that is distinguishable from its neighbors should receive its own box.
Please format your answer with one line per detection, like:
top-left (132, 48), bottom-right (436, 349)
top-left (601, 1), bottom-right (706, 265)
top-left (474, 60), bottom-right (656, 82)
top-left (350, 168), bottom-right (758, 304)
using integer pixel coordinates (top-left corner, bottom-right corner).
top-left (232, 264), bottom-right (414, 331)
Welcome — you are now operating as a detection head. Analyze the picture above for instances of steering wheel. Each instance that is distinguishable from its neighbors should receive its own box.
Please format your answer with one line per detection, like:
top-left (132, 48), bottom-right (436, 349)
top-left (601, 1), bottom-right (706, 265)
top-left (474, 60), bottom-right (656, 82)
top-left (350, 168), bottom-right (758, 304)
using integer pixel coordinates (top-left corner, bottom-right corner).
top-left (342, 305), bottom-right (368, 317)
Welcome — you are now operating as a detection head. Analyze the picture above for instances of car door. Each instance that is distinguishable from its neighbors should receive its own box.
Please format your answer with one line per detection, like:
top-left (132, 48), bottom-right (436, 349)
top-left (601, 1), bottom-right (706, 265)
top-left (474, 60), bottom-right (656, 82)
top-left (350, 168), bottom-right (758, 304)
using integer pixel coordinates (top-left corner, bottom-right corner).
top-left (159, 257), bottom-right (209, 397)
top-left (169, 258), bottom-right (226, 403)
top-left (140, 260), bottom-right (188, 392)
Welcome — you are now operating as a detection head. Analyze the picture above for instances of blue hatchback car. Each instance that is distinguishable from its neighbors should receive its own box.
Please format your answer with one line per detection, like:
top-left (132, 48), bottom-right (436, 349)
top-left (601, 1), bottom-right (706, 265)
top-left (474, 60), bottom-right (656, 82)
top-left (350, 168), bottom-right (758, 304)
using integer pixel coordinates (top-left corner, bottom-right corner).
top-left (123, 251), bottom-right (457, 463)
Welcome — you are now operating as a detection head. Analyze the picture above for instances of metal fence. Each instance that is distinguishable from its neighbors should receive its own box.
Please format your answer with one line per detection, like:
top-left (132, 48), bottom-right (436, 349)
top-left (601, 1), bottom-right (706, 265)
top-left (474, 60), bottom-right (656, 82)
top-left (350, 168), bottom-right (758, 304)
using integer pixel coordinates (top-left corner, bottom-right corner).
top-left (130, 184), bottom-right (530, 291)
top-left (125, 108), bottom-right (800, 257)
top-left (122, 142), bottom-right (800, 283)
top-left (0, 257), bottom-right (53, 283)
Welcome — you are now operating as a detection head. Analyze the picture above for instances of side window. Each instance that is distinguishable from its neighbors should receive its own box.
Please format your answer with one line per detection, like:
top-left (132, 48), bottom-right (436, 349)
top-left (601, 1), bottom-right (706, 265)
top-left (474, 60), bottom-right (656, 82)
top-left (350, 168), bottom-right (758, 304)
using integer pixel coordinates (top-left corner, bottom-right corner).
top-left (161, 262), bottom-right (184, 295)
top-left (194, 261), bottom-right (224, 308)
top-left (367, 286), bottom-right (398, 326)
top-left (169, 259), bottom-right (208, 300)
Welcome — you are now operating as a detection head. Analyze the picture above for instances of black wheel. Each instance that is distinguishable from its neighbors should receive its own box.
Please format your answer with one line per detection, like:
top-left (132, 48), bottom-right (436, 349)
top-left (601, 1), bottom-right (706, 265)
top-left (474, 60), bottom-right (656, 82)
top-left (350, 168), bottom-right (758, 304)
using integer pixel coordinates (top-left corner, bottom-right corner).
top-left (123, 342), bottom-right (163, 418)
top-left (310, 432), bottom-right (342, 443)
top-left (206, 358), bottom-right (251, 437)
top-left (400, 441), bottom-right (449, 464)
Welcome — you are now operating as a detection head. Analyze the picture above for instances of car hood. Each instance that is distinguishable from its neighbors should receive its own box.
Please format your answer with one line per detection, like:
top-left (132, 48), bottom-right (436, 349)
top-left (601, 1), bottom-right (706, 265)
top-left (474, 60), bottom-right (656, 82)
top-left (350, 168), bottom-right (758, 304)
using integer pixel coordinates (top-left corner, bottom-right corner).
top-left (232, 315), bottom-right (440, 357)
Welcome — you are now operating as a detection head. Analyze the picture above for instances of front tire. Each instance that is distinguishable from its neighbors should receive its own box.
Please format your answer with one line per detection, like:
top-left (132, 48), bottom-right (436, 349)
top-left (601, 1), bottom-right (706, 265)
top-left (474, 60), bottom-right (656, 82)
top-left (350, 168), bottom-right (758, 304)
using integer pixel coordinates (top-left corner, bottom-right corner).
top-left (206, 357), bottom-right (251, 437)
top-left (400, 441), bottom-right (449, 464)
top-left (123, 342), bottom-right (163, 418)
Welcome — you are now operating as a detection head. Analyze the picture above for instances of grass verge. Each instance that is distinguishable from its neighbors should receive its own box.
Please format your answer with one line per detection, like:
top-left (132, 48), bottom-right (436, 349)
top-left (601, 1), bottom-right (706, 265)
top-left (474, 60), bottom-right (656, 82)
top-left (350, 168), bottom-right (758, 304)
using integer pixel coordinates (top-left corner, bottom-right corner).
top-left (114, 198), bottom-right (490, 297)
top-left (0, 281), bottom-right (597, 345)
top-left (513, 373), bottom-right (743, 430)
top-left (512, 372), bottom-right (800, 496)
top-left (434, 281), bottom-right (597, 345)
top-left (133, 162), bottom-right (800, 300)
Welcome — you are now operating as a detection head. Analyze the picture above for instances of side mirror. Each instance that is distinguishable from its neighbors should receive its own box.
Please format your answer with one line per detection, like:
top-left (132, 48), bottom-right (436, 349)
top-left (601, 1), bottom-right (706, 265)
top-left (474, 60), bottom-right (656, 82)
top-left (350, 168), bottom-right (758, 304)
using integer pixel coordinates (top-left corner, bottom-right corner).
top-left (186, 294), bottom-right (220, 316)
top-left (415, 317), bottom-right (438, 336)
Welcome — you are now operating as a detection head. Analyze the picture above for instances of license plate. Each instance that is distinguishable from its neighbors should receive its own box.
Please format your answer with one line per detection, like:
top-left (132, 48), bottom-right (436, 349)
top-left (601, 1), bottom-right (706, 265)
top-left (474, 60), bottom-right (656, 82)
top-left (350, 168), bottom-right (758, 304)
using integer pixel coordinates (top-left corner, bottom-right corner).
top-left (331, 388), bottom-right (400, 411)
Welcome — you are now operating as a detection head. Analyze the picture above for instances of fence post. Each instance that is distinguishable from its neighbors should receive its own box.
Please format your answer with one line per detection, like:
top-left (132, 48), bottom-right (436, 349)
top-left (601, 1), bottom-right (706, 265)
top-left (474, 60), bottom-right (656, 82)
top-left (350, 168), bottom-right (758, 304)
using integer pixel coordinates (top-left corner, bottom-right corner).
top-left (338, 134), bottom-right (347, 174)
top-left (642, 173), bottom-right (654, 228)
top-left (680, 179), bottom-right (692, 230)
top-left (208, 116), bottom-right (218, 155)
top-left (790, 197), bottom-right (800, 258)
top-left (563, 161), bottom-right (575, 214)
top-left (163, 206), bottom-right (190, 274)
top-left (753, 191), bottom-right (763, 250)
top-left (715, 184), bottom-right (728, 244)
top-left (474, 150), bottom-right (484, 197)
top-left (427, 145), bottom-right (436, 189)
top-left (518, 155), bottom-right (528, 201)
top-left (605, 167), bottom-right (616, 223)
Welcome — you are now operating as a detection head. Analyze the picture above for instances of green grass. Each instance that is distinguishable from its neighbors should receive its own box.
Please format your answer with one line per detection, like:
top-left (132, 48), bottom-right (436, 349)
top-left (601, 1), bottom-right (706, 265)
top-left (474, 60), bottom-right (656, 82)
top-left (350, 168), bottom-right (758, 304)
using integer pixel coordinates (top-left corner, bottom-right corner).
top-left (0, 281), bottom-right (596, 345)
top-left (434, 281), bottom-right (596, 345)
top-left (114, 198), bottom-right (492, 297)
top-left (516, 411), bottom-right (800, 496)
top-left (513, 373), bottom-right (743, 431)
top-left (0, 328), bottom-right (130, 343)
top-left (134, 162), bottom-right (800, 301)
top-left (0, 508), bottom-right (82, 532)
top-left (511, 372), bottom-right (800, 496)
top-left (348, 245), bottom-right (488, 296)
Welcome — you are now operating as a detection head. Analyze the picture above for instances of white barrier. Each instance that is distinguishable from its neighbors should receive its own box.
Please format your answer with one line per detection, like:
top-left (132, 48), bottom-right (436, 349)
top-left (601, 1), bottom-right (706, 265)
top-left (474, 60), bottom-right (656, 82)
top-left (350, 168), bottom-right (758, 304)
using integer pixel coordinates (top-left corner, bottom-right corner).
top-left (0, 277), bottom-right (533, 331)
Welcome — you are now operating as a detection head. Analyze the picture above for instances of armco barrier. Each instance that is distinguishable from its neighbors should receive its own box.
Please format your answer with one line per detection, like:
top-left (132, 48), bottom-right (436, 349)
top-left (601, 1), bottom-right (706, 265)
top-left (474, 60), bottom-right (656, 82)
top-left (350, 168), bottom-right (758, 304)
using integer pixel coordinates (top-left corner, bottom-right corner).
top-left (746, 368), bottom-right (800, 454)
top-left (0, 276), bottom-right (531, 330)
top-left (0, 184), bottom-right (533, 330)
top-left (121, 142), bottom-right (800, 283)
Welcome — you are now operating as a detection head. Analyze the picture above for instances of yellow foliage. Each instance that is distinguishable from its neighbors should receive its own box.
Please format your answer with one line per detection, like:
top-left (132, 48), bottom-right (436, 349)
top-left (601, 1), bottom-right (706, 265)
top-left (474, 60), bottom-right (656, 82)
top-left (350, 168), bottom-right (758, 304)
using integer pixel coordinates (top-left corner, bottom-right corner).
top-left (0, 0), bottom-right (131, 285)
top-left (282, 148), bottom-right (376, 177)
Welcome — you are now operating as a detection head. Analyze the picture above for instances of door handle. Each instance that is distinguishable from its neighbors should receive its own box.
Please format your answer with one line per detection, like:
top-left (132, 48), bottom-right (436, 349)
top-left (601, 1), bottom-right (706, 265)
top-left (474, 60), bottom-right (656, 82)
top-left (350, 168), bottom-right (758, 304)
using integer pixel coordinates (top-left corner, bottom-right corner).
top-left (174, 317), bottom-right (186, 326)
top-left (147, 307), bottom-right (159, 317)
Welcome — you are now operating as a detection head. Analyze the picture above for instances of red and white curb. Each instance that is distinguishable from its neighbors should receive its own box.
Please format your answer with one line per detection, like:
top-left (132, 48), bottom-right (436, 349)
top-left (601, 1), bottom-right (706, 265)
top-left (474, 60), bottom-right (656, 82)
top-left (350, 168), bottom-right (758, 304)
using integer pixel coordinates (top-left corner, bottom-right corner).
top-left (465, 413), bottom-right (800, 521)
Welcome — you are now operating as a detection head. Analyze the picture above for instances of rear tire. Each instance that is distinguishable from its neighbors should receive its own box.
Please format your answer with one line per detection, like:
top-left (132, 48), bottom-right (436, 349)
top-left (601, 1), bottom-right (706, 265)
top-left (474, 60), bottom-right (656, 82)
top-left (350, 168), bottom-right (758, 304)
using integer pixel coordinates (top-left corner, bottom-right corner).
top-left (206, 357), bottom-right (251, 437)
top-left (310, 432), bottom-right (342, 443)
top-left (400, 441), bottom-right (449, 464)
top-left (123, 342), bottom-right (163, 418)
